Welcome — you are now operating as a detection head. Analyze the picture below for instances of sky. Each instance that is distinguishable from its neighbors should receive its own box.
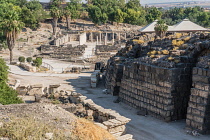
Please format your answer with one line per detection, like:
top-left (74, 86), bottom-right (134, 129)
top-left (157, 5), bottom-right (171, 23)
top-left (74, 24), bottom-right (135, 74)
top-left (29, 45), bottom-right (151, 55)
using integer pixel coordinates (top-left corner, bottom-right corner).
top-left (38, 0), bottom-right (210, 4)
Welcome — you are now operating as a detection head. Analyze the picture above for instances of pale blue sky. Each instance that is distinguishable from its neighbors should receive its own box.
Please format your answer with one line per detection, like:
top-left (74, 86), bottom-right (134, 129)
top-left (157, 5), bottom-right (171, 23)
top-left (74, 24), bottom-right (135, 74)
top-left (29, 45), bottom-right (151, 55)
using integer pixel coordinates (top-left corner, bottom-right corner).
top-left (38, 0), bottom-right (210, 4)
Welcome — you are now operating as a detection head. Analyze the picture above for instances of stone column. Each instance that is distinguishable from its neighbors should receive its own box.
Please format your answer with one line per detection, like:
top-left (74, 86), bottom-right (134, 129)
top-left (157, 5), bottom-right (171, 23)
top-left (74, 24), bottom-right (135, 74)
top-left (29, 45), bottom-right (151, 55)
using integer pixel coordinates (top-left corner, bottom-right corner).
top-left (104, 34), bottom-right (107, 45)
top-left (99, 32), bottom-right (102, 44)
top-left (91, 32), bottom-right (93, 42)
top-left (125, 33), bottom-right (126, 40)
top-left (112, 32), bottom-right (115, 45)
top-left (96, 36), bottom-right (98, 45)
top-left (118, 33), bottom-right (121, 41)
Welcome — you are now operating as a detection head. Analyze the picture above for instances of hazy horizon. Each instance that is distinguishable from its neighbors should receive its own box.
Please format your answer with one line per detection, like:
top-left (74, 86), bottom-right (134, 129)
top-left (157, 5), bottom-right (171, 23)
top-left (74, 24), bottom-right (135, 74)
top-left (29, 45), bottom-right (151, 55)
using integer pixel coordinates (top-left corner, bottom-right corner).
top-left (37, 0), bottom-right (210, 4)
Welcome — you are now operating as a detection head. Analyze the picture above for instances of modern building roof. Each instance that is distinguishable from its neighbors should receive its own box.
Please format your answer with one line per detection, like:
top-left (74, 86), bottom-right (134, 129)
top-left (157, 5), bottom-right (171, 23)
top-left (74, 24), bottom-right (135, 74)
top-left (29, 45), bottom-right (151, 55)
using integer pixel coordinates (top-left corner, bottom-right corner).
top-left (139, 19), bottom-right (208, 33)
top-left (169, 19), bottom-right (208, 32)
top-left (139, 20), bottom-right (158, 33)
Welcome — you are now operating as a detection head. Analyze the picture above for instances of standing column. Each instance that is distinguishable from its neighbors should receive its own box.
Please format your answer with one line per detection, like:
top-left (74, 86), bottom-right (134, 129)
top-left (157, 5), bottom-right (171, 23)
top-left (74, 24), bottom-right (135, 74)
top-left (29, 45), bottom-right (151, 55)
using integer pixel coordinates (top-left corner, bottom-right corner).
top-left (99, 32), bottom-right (102, 44)
top-left (91, 32), bottom-right (93, 42)
top-left (104, 34), bottom-right (107, 45)
top-left (96, 36), bottom-right (98, 45)
top-left (112, 32), bottom-right (115, 45)
top-left (118, 33), bottom-right (121, 41)
top-left (124, 33), bottom-right (126, 40)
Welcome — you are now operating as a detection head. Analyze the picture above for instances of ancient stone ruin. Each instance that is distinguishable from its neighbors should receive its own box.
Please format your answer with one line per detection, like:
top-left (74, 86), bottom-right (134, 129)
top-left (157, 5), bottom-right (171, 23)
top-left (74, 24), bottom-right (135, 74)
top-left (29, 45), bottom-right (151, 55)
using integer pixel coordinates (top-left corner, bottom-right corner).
top-left (105, 33), bottom-right (210, 134)
top-left (14, 83), bottom-right (133, 139)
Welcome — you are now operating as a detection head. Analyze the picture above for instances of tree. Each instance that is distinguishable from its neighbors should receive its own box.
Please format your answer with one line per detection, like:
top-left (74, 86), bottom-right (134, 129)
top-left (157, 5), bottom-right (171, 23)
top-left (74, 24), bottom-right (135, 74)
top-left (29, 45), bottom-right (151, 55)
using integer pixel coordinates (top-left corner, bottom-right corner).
top-left (50, 0), bottom-right (62, 37)
top-left (87, 5), bottom-right (108, 25)
top-left (124, 9), bottom-right (141, 24)
top-left (126, 0), bottom-right (141, 11)
top-left (154, 20), bottom-right (168, 38)
top-left (0, 58), bottom-right (23, 105)
top-left (113, 9), bottom-right (126, 24)
top-left (20, 0), bottom-right (46, 30)
top-left (64, 0), bottom-right (82, 30)
top-left (145, 7), bottom-right (162, 23)
top-left (0, 2), bottom-right (24, 63)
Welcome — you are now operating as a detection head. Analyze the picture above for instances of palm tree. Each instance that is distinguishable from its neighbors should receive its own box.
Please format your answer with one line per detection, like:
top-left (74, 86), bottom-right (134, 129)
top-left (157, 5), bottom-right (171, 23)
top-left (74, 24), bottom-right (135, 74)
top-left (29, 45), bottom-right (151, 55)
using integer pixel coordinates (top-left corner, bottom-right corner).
top-left (50, 0), bottom-right (62, 37)
top-left (0, 3), bottom-right (24, 64)
top-left (63, 7), bottom-right (71, 30)
top-left (154, 20), bottom-right (168, 38)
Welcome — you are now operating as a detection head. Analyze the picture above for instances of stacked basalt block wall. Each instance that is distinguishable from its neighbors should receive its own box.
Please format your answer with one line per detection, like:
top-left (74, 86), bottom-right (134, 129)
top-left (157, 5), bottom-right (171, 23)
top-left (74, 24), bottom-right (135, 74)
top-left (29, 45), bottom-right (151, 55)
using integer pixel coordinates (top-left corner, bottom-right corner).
top-left (119, 62), bottom-right (193, 121)
top-left (186, 67), bottom-right (210, 134)
top-left (105, 34), bottom-right (210, 134)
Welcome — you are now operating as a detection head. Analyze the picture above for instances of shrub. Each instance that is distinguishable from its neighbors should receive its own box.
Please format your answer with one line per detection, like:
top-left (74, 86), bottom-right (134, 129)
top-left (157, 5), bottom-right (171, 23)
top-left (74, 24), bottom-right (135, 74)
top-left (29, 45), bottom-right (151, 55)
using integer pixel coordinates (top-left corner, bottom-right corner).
top-left (33, 57), bottom-right (42, 67)
top-left (0, 83), bottom-right (23, 105)
top-left (0, 58), bottom-right (23, 105)
top-left (26, 57), bottom-right (32, 63)
top-left (18, 56), bottom-right (25, 63)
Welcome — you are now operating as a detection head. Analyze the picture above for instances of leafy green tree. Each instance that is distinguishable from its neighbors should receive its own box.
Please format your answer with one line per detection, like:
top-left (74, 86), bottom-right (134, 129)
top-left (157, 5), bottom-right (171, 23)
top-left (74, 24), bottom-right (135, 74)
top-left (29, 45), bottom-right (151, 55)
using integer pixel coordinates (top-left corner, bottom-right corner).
top-left (124, 9), bottom-right (141, 24)
top-left (145, 7), bottom-right (162, 23)
top-left (154, 20), bottom-right (168, 38)
top-left (15, 0), bottom-right (27, 7)
top-left (113, 9), bottom-right (126, 24)
top-left (87, 5), bottom-right (108, 25)
top-left (50, 0), bottom-right (62, 36)
top-left (126, 0), bottom-right (141, 11)
top-left (0, 58), bottom-right (23, 105)
top-left (0, 2), bottom-right (24, 63)
top-left (20, 0), bottom-right (47, 30)
top-left (64, 0), bottom-right (82, 30)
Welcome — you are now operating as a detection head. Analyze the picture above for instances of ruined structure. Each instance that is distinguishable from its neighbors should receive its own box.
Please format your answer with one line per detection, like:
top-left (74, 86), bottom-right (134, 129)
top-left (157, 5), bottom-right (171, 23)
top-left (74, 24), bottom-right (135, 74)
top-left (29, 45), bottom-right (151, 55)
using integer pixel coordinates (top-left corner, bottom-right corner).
top-left (41, 44), bottom-right (87, 59)
top-left (105, 33), bottom-right (210, 134)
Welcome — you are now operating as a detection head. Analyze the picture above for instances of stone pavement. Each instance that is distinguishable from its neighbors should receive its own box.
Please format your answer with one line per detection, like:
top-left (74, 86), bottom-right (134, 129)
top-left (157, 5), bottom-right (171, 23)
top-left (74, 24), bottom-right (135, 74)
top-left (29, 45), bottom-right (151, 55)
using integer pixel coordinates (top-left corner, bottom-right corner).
top-left (8, 64), bottom-right (91, 78)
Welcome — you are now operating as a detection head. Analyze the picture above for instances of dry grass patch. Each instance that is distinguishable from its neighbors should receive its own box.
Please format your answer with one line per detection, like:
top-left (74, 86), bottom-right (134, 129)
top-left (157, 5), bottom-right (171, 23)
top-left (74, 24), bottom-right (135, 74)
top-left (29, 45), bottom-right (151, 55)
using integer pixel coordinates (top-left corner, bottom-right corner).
top-left (72, 118), bottom-right (116, 140)
top-left (0, 117), bottom-right (67, 140)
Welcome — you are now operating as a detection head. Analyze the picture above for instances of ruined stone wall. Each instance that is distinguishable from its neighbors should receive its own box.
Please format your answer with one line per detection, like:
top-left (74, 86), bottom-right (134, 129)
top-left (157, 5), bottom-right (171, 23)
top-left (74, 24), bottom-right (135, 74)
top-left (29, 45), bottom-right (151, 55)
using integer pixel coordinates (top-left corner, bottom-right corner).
top-left (41, 45), bottom-right (87, 59)
top-left (119, 62), bottom-right (193, 121)
top-left (105, 33), bottom-right (210, 128)
top-left (105, 57), bottom-right (125, 96)
top-left (95, 45), bottom-right (120, 54)
top-left (186, 65), bottom-right (210, 134)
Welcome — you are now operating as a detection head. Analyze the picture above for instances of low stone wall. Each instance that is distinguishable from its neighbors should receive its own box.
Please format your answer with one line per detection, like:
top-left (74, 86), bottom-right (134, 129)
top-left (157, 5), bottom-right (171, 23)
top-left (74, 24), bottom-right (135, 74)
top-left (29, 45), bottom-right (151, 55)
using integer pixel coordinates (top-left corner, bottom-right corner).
top-left (186, 67), bottom-right (210, 134)
top-left (95, 45), bottom-right (120, 54)
top-left (63, 92), bottom-right (132, 138)
top-left (19, 63), bottom-right (37, 72)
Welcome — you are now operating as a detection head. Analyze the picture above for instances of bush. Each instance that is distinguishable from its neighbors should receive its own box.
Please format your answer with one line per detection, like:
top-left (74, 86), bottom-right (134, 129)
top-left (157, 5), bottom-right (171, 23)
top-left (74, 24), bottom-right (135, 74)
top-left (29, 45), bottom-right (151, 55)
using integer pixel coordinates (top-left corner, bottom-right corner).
top-left (0, 83), bottom-right (23, 105)
top-left (0, 58), bottom-right (23, 105)
top-left (33, 57), bottom-right (42, 67)
top-left (18, 56), bottom-right (25, 63)
top-left (26, 57), bottom-right (32, 63)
